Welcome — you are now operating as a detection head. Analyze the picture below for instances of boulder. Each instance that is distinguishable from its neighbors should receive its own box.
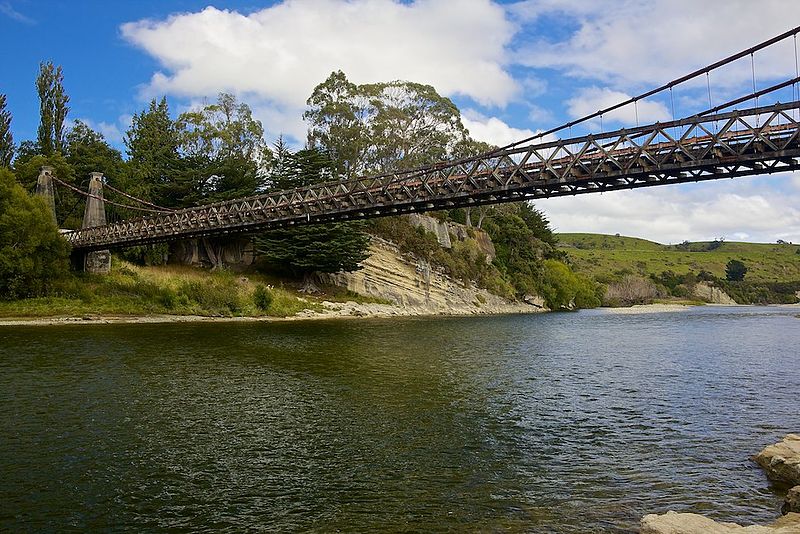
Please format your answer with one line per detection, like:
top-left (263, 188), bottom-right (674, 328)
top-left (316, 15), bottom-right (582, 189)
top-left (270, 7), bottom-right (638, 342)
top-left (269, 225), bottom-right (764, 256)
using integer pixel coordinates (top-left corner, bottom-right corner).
top-left (640, 511), bottom-right (800, 533)
top-left (783, 486), bottom-right (800, 515)
top-left (754, 434), bottom-right (800, 486)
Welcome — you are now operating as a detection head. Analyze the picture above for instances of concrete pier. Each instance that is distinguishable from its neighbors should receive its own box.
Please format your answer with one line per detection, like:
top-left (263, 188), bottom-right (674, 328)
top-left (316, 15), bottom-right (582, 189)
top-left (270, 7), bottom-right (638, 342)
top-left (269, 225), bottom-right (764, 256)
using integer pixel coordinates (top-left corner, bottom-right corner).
top-left (35, 166), bottom-right (57, 226)
top-left (81, 172), bottom-right (111, 274)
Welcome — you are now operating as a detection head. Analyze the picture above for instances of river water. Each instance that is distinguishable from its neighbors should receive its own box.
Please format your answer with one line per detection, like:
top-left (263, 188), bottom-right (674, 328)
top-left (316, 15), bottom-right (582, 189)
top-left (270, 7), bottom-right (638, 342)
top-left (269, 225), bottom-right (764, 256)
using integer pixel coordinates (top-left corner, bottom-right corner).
top-left (1, 306), bottom-right (798, 532)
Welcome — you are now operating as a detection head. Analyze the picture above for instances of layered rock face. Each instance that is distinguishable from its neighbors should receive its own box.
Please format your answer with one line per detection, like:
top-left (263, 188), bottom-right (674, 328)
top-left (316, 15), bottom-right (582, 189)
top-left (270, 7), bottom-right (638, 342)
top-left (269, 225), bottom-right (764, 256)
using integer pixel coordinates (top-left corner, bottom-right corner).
top-left (317, 236), bottom-right (541, 315)
top-left (693, 281), bottom-right (737, 304)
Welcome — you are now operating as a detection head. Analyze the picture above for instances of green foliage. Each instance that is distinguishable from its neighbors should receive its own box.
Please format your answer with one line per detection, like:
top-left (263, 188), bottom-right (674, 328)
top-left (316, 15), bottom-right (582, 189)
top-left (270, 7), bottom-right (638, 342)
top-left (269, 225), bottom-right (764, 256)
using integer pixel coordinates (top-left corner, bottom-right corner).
top-left (118, 244), bottom-right (169, 266)
top-left (12, 151), bottom-right (79, 228)
top-left (256, 145), bottom-right (370, 277)
top-left (0, 94), bottom-right (13, 167)
top-left (537, 260), bottom-right (602, 310)
top-left (717, 280), bottom-right (800, 305)
top-left (253, 284), bottom-right (274, 311)
top-left (179, 278), bottom-right (243, 315)
top-left (0, 168), bottom-right (70, 299)
top-left (35, 61), bottom-right (69, 155)
top-left (725, 259), bottom-right (747, 281)
top-left (65, 120), bottom-right (124, 182)
top-left (305, 70), bottom-right (469, 176)
top-left (177, 93), bottom-right (269, 201)
top-left (124, 97), bottom-right (184, 206)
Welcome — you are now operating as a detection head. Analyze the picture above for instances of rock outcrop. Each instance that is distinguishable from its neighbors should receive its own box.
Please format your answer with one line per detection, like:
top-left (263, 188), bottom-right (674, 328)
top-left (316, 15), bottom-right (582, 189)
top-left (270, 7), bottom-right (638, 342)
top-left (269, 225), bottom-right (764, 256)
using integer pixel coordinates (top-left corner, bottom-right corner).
top-left (754, 435), bottom-right (800, 487)
top-left (405, 213), bottom-right (496, 262)
top-left (640, 511), bottom-right (800, 533)
top-left (317, 236), bottom-right (542, 315)
top-left (693, 281), bottom-right (737, 304)
top-left (784, 486), bottom-right (800, 515)
top-left (754, 434), bottom-right (800, 516)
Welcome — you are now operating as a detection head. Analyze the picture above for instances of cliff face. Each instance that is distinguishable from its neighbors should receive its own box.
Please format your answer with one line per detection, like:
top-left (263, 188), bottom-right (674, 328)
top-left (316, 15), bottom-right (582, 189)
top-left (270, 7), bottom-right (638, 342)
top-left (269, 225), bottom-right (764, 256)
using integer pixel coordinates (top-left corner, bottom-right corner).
top-left (692, 281), bottom-right (737, 304)
top-left (317, 236), bottom-right (543, 315)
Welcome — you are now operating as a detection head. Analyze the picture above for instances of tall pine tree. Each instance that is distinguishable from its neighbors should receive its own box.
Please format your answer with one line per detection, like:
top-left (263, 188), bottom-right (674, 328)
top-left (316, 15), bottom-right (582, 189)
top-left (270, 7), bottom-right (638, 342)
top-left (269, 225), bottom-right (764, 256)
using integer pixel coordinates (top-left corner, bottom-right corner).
top-left (0, 94), bottom-right (13, 167)
top-left (124, 97), bottom-right (183, 207)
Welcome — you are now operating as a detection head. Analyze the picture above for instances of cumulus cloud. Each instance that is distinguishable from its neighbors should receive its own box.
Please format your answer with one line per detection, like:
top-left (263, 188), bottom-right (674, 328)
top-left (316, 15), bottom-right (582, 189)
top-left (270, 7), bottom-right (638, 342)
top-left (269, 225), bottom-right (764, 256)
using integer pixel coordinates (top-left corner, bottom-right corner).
top-left (537, 174), bottom-right (800, 243)
top-left (462, 110), bottom-right (538, 148)
top-left (513, 0), bottom-right (800, 90)
top-left (121, 1), bottom-right (517, 112)
top-left (566, 87), bottom-right (671, 126)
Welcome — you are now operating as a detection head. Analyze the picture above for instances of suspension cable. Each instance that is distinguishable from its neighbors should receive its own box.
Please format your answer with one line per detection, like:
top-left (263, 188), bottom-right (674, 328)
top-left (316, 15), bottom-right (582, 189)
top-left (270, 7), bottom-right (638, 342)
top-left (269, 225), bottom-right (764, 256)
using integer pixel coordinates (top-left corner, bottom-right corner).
top-left (51, 176), bottom-right (172, 214)
top-left (103, 182), bottom-right (175, 212)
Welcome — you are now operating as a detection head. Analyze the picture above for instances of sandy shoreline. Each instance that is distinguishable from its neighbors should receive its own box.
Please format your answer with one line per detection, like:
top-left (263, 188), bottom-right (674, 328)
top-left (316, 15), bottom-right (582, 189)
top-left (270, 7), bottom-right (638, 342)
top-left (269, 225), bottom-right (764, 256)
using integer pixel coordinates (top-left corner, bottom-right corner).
top-left (0, 299), bottom-right (544, 327)
top-left (1, 301), bottom-right (796, 326)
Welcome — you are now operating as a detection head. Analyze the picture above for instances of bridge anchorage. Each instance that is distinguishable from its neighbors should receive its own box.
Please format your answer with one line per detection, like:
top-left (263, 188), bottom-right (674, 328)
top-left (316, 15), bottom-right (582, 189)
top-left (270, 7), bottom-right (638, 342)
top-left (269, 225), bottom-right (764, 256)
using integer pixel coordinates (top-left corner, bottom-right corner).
top-left (37, 26), bottom-right (800, 273)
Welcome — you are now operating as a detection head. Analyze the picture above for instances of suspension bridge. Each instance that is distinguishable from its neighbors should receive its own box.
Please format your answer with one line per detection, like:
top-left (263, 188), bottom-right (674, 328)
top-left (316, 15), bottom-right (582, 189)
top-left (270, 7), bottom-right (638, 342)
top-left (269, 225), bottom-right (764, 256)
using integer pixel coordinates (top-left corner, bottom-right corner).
top-left (36, 26), bottom-right (800, 270)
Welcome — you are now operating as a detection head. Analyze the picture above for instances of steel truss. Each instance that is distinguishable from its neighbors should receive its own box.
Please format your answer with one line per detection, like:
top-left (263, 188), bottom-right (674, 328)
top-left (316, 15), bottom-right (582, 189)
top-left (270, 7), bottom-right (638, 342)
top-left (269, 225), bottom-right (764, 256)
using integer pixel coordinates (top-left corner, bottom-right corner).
top-left (66, 101), bottom-right (800, 251)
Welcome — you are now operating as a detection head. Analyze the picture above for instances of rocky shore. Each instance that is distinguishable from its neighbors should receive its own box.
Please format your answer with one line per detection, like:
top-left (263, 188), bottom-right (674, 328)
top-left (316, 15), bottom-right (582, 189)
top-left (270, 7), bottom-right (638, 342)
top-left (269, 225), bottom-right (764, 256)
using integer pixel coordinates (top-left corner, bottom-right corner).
top-left (642, 434), bottom-right (800, 533)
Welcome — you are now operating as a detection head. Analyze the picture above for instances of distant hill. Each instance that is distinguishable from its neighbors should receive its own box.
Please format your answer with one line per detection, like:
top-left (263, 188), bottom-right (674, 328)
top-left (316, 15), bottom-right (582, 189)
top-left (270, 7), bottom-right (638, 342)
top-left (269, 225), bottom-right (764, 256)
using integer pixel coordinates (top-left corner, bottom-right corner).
top-left (558, 233), bottom-right (800, 283)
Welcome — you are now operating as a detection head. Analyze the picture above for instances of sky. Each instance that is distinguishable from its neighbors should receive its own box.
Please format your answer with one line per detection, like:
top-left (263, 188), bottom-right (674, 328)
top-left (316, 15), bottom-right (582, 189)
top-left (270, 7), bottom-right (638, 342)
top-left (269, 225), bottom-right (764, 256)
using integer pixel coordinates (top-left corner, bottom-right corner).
top-left (2, 0), bottom-right (800, 244)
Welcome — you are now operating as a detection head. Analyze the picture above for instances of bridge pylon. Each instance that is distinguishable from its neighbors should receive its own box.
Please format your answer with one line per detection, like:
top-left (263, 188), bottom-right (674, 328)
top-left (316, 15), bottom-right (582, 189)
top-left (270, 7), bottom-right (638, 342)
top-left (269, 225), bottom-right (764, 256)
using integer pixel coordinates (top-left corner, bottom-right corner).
top-left (35, 166), bottom-right (57, 226)
top-left (80, 172), bottom-right (111, 274)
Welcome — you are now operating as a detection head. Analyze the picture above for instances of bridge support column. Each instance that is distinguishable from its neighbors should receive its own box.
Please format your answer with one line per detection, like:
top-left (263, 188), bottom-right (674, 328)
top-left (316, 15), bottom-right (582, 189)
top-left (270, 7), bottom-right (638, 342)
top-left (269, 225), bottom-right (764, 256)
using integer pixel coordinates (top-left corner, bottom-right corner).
top-left (81, 172), bottom-right (111, 274)
top-left (35, 166), bottom-right (57, 226)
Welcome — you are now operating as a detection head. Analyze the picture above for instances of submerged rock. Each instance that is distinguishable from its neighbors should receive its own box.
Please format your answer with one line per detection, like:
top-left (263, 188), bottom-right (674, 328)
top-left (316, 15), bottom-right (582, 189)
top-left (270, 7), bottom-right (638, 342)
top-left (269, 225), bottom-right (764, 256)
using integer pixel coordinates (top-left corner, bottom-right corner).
top-left (640, 511), bottom-right (800, 533)
top-left (754, 434), bottom-right (800, 486)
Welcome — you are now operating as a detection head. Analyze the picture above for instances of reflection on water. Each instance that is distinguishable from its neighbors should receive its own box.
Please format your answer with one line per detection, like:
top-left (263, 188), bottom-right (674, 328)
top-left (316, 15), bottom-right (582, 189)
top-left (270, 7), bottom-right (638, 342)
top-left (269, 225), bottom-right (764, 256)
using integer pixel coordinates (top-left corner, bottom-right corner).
top-left (1, 306), bottom-right (798, 532)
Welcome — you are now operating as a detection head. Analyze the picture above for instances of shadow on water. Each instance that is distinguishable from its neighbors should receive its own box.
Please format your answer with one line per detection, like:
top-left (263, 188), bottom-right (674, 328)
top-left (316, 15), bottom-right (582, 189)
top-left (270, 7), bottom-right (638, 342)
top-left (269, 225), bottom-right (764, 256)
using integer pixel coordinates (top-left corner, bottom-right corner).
top-left (1, 306), bottom-right (798, 532)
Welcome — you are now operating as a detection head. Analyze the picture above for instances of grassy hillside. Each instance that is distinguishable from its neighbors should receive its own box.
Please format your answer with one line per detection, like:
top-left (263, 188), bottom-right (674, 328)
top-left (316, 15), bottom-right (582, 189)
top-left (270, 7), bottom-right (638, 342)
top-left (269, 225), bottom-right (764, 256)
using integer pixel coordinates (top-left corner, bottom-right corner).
top-left (559, 233), bottom-right (800, 283)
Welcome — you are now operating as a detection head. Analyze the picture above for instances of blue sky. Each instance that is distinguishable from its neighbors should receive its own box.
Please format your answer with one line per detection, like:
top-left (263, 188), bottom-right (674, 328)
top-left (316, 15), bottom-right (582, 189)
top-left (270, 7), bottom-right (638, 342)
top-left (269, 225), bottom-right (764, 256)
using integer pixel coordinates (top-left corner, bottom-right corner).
top-left (2, 0), bottom-right (800, 243)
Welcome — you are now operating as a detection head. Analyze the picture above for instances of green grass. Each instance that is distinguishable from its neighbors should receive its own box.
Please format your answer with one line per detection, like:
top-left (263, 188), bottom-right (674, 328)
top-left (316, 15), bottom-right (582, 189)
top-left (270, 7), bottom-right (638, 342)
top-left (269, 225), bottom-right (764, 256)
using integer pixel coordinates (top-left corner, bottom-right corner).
top-left (0, 260), bottom-right (321, 319)
top-left (558, 233), bottom-right (800, 282)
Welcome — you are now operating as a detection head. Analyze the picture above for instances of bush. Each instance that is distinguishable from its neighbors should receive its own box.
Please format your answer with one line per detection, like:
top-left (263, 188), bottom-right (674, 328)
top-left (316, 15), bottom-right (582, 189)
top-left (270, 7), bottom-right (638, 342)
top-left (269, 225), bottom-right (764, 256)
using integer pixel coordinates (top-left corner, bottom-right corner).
top-left (179, 277), bottom-right (242, 315)
top-left (0, 168), bottom-right (70, 299)
top-left (253, 284), bottom-right (273, 311)
top-left (603, 275), bottom-right (659, 306)
top-left (537, 259), bottom-right (602, 310)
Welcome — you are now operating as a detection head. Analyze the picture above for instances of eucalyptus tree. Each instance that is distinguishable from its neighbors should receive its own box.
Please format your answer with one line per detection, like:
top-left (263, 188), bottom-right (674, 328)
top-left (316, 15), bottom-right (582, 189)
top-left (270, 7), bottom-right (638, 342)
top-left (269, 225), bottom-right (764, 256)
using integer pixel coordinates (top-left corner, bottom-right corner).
top-left (177, 93), bottom-right (269, 201)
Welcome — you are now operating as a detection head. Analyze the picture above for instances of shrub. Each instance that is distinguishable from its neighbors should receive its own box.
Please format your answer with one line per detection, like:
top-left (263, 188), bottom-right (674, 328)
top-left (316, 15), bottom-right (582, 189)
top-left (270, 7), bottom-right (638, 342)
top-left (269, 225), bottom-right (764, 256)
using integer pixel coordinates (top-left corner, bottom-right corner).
top-left (603, 275), bottom-right (659, 306)
top-left (179, 278), bottom-right (242, 315)
top-left (253, 284), bottom-right (273, 311)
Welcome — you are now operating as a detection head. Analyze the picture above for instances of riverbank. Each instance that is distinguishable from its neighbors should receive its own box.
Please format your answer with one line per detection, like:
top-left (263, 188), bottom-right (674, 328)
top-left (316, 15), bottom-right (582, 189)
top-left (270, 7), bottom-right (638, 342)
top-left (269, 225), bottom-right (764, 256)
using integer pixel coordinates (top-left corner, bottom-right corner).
top-left (0, 298), bottom-right (543, 326)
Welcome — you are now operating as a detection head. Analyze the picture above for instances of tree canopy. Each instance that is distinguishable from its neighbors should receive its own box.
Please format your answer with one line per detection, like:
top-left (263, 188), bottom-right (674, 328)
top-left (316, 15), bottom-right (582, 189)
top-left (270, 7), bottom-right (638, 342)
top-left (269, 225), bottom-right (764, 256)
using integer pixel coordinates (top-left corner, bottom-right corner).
top-left (0, 168), bottom-right (69, 299)
top-left (35, 61), bottom-right (70, 156)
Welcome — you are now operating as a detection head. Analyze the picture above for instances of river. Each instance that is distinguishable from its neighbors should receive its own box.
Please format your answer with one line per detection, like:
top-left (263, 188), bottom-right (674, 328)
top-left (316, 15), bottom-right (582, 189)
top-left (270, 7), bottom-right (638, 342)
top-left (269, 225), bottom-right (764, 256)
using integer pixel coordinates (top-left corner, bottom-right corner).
top-left (1, 306), bottom-right (798, 532)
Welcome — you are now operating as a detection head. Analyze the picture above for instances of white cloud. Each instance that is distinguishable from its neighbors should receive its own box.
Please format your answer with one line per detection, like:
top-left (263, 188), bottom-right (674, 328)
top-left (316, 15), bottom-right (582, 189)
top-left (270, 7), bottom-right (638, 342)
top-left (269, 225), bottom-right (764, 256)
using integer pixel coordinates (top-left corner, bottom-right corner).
top-left (513, 0), bottom-right (800, 90)
top-left (461, 110), bottom-right (538, 148)
top-left (121, 1), bottom-right (519, 142)
top-left (566, 87), bottom-right (670, 126)
top-left (538, 174), bottom-right (800, 243)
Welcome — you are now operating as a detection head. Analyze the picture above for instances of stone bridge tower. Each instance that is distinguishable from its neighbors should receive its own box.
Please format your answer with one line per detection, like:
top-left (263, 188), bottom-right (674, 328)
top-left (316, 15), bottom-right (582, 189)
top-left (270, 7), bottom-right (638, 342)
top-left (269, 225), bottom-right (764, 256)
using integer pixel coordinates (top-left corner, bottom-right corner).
top-left (81, 172), bottom-right (111, 274)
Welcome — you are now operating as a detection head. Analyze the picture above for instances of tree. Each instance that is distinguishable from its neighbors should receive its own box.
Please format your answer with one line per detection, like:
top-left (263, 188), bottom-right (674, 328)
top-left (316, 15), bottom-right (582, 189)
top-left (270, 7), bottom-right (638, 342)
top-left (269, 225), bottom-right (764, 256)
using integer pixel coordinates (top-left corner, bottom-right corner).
top-left (725, 259), bottom-right (748, 281)
top-left (255, 146), bottom-right (370, 289)
top-left (177, 93), bottom-right (269, 201)
top-left (305, 71), bottom-right (470, 176)
top-left (65, 120), bottom-right (124, 181)
top-left (124, 97), bottom-right (183, 207)
top-left (0, 94), bottom-right (13, 167)
top-left (304, 70), bottom-right (370, 179)
top-left (0, 168), bottom-right (70, 299)
top-left (35, 61), bottom-right (70, 155)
